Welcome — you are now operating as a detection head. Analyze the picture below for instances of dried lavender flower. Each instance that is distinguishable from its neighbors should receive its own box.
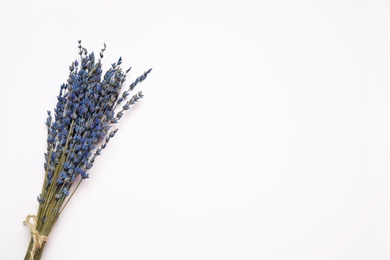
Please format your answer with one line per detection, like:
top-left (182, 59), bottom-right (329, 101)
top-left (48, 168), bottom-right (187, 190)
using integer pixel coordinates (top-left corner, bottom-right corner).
top-left (24, 41), bottom-right (152, 260)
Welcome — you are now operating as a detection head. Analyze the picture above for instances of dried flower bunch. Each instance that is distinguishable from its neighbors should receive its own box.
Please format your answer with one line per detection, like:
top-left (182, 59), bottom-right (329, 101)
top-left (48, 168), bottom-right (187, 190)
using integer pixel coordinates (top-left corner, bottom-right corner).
top-left (24, 40), bottom-right (152, 260)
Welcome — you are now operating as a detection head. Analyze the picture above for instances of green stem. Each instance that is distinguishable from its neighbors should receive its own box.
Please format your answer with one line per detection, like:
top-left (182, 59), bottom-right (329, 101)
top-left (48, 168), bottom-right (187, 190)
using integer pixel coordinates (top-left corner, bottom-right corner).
top-left (59, 179), bottom-right (83, 215)
top-left (24, 237), bottom-right (47, 260)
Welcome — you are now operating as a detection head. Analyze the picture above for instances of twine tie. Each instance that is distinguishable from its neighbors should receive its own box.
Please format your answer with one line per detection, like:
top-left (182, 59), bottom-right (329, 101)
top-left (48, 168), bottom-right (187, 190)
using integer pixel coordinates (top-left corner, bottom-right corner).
top-left (24, 215), bottom-right (47, 260)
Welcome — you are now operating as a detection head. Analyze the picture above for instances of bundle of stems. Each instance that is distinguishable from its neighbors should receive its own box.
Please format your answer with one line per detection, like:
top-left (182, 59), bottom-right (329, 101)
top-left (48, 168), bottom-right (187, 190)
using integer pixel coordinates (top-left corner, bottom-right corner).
top-left (24, 41), bottom-right (152, 260)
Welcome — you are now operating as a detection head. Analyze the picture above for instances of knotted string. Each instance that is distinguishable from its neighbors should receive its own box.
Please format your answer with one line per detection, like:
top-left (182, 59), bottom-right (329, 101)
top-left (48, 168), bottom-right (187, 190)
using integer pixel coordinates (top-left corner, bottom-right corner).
top-left (24, 215), bottom-right (47, 260)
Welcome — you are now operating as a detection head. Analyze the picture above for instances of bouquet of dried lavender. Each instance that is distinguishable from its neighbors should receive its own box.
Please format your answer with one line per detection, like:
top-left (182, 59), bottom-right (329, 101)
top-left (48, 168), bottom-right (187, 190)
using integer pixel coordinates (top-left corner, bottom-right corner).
top-left (24, 41), bottom-right (152, 260)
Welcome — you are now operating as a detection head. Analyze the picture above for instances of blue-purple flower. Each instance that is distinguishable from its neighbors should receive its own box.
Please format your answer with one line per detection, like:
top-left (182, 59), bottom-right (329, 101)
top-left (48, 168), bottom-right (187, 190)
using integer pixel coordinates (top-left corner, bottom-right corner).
top-left (39, 41), bottom-right (151, 203)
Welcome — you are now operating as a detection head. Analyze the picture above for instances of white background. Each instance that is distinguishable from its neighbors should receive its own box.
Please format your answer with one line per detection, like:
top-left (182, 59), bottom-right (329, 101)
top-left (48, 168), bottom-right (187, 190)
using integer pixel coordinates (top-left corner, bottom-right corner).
top-left (0, 0), bottom-right (390, 259)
